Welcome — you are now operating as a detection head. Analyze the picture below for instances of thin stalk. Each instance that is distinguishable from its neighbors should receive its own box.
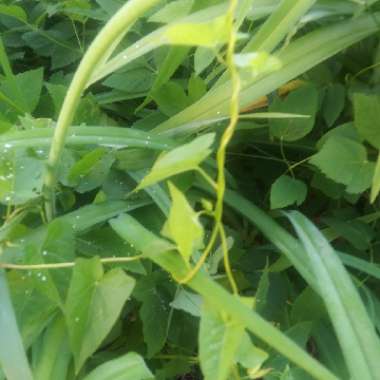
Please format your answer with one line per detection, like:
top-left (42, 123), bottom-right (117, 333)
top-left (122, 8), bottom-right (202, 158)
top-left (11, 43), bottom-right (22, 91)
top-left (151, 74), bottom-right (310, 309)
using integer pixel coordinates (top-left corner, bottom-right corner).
top-left (0, 255), bottom-right (143, 270)
top-left (43, 0), bottom-right (161, 221)
top-left (181, 0), bottom-right (240, 293)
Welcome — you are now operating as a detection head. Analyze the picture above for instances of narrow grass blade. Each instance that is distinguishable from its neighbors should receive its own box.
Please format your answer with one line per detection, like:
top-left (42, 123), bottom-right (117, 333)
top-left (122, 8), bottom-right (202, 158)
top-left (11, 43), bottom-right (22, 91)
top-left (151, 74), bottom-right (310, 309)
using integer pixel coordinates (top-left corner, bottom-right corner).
top-left (154, 13), bottom-right (380, 135)
top-left (0, 127), bottom-right (174, 151)
top-left (0, 271), bottom-right (33, 380)
top-left (287, 211), bottom-right (380, 380)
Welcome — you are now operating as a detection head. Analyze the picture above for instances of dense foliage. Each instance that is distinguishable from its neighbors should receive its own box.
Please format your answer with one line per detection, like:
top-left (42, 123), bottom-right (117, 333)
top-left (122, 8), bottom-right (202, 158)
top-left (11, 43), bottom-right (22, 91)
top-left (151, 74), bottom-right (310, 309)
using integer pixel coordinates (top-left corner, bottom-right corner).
top-left (1, 1), bottom-right (380, 379)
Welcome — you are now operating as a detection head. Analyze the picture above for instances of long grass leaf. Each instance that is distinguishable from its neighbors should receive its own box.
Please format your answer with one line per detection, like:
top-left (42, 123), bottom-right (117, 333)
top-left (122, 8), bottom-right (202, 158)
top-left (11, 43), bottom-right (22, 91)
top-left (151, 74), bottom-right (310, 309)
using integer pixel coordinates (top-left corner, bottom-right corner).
top-left (287, 211), bottom-right (380, 380)
top-left (0, 127), bottom-right (174, 150)
top-left (154, 13), bottom-right (380, 135)
top-left (0, 271), bottom-right (33, 380)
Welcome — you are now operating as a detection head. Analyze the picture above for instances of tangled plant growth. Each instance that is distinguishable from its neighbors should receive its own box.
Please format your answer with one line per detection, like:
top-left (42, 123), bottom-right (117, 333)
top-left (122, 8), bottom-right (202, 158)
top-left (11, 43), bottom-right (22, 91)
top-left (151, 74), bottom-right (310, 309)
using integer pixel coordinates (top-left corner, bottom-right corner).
top-left (1, 0), bottom-right (380, 379)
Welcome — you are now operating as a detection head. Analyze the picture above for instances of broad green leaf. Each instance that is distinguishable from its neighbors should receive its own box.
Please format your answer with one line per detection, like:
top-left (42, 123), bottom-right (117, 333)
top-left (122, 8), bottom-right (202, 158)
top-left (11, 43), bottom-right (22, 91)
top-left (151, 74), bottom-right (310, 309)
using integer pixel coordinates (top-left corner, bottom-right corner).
top-left (235, 332), bottom-right (268, 370)
top-left (0, 271), bottom-right (33, 380)
top-left (170, 289), bottom-right (202, 317)
top-left (65, 258), bottom-right (135, 372)
top-left (194, 47), bottom-right (215, 74)
top-left (199, 302), bottom-right (245, 380)
top-left (135, 279), bottom-right (170, 357)
top-left (353, 93), bottom-right (380, 149)
top-left (0, 147), bottom-right (45, 205)
top-left (0, 68), bottom-right (43, 114)
top-left (148, 0), bottom-right (193, 23)
top-left (68, 148), bottom-right (115, 193)
top-left (164, 15), bottom-right (229, 47)
top-left (136, 133), bottom-right (215, 190)
top-left (162, 182), bottom-right (204, 263)
top-left (269, 86), bottom-right (318, 141)
top-left (287, 212), bottom-right (380, 380)
top-left (323, 84), bottom-right (345, 127)
top-left (270, 175), bottom-right (307, 209)
top-left (188, 74), bottom-right (207, 103)
top-left (83, 352), bottom-right (153, 380)
top-left (310, 136), bottom-right (375, 194)
top-left (0, 5), bottom-right (27, 22)
top-left (152, 81), bottom-right (190, 116)
top-left (370, 152), bottom-right (380, 203)
top-left (33, 316), bottom-right (71, 380)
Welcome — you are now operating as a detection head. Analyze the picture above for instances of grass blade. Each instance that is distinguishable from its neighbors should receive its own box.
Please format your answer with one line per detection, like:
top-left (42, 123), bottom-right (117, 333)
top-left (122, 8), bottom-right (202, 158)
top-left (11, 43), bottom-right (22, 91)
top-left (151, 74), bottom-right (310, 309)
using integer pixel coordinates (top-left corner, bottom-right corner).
top-left (154, 13), bottom-right (380, 135)
top-left (0, 127), bottom-right (174, 151)
top-left (287, 211), bottom-right (380, 380)
top-left (0, 271), bottom-right (33, 380)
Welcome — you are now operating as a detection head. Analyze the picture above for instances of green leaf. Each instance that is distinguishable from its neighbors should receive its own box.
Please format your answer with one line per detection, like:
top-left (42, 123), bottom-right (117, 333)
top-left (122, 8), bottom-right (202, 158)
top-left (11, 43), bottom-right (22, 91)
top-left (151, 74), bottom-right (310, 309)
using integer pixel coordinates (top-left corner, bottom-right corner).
top-left (235, 332), bottom-right (268, 370)
top-left (370, 152), bottom-right (380, 203)
top-left (0, 5), bottom-right (27, 22)
top-left (270, 175), bottom-right (307, 209)
top-left (269, 86), bottom-right (318, 141)
top-left (164, 15), bottom-right (229, 47)
top-left (0, 271), bottom-right (33, 380)
top-left (323, 84), bottom-right (345, 127)
top-left (353, 93), bottom-right (380, 149)
top-left (136, 133), bottom-right (215, 190)
top-left (109, 213), bottom-right (174, 257)
top-left (65, 258), bottom-right (135, 372)
top-left (162, 182), bottom-right (204, 263)
top-left (152, 81), bottom-right (190, 116)
top-left (0, 68), bottom-right (43, 114)
top-left (310, 136), bottom-right (375, 194)
top-left (135, 281), bottom-right (170, 357)
top-left (199, 301), bottom-right (245, 380)
top-left (32, 316), bottom-right (71, 380)
top-left (0, 147), bottom-right (45, 205)
top-left (68, 148), bottom-right (115, 193)
top-left (148, 0), bottom-right (193, 23)
top-left (170, 289), bottom-right (202, 317)
top-left (287, 212), bottom-right (380, 380)
top-left (83, 352), bottom-right (153, 380)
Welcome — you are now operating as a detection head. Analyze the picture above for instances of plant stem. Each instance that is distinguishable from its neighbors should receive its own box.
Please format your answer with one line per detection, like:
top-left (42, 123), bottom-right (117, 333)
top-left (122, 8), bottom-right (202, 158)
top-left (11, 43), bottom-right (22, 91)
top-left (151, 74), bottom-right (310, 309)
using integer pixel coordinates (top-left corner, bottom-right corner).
top-left (43, 0), bottom-right (161, 221)
top-left (0, 255), bottom-right (143, 270)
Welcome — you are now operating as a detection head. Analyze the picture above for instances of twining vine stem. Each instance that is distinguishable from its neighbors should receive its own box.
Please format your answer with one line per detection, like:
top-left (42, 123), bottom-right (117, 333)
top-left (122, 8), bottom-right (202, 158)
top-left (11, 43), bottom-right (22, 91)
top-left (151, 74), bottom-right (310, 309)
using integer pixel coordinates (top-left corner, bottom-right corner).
top-left (179, 0), bottom-right (240, 295)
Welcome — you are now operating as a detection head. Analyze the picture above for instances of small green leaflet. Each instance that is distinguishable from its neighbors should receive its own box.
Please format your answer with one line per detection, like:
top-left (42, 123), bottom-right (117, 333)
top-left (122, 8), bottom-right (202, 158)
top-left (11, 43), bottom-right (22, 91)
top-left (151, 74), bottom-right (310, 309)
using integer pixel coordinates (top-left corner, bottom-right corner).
top-left (269, 85), bottom-right (318, 141)
top-left (310, 136), bottom-right (375, 194)
top-left (65, 258), bottom-right (135, 372)
top-left (270, 175), bottom-right (307, 209)
top-left (353, 93), bottom-right (380, 149)
top-left (136, 133), bottom-right (215, 190)
top-left (164, 16), bottom-right (229, 47)
top-left (83, 352), bottom-right (153, 380)
top-left (235, 333), bottom-right (268, 372)
top-left (162, 182), bottom-right (204, 263)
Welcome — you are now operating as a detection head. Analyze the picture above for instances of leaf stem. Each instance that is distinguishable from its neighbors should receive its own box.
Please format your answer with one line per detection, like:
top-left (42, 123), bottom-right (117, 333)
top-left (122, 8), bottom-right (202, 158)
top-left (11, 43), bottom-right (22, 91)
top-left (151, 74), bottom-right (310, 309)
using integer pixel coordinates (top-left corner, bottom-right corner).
top-left (42, 0), bottom-right (161, 221)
